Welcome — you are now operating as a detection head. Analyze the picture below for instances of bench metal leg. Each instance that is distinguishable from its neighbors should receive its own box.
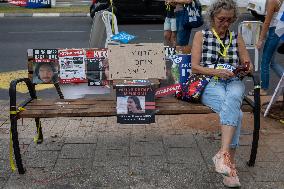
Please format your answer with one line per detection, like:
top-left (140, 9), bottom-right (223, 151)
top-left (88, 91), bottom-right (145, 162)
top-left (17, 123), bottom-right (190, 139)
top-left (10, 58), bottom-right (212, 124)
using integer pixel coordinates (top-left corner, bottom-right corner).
top-left (11, 115), bottom-right (26, 174)
top-left (247, 87), bottom-right (261, 166)
top-left (34, 118), bottom-right (43, 144)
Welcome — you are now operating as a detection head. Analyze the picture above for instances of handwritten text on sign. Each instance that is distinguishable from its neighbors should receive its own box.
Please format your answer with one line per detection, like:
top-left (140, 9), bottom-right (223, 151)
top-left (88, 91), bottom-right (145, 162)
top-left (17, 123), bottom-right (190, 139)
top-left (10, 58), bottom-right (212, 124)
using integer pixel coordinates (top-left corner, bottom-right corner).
top-left (108, 43), bottom-right (166, 80)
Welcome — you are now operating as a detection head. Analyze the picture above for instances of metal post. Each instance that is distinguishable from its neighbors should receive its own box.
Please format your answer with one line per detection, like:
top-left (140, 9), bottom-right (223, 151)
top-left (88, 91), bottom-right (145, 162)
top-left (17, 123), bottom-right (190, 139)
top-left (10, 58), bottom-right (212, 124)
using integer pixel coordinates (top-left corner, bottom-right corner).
top-left (247, 85), bottom-right (261, 166)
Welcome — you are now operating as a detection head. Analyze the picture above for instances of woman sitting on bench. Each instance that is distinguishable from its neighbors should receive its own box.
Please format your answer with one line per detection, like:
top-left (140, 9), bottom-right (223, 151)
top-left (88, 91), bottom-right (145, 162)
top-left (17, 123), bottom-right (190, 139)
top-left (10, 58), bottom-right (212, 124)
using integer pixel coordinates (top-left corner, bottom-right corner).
top-left (191, 0), bottom-right (253, 187)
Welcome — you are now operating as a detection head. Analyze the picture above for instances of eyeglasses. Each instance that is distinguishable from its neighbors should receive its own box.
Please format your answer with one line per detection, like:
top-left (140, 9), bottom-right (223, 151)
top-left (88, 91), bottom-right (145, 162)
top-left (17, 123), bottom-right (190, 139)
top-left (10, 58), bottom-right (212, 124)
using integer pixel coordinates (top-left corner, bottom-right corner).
top-left (215, 16), bottom-right (235, 24)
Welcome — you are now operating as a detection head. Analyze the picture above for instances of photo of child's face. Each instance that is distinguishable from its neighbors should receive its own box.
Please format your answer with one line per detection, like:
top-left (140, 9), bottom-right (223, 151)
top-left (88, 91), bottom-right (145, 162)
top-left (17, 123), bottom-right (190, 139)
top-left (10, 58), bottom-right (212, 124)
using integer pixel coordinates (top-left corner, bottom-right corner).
top-left (39, 64), bottom-right (54, 83)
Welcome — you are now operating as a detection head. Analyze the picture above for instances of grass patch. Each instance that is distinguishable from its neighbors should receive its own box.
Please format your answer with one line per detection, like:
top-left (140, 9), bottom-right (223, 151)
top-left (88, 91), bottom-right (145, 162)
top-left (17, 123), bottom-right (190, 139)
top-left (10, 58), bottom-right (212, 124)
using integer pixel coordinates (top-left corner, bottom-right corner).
top-left (0, 6), bottom-right (89, 13)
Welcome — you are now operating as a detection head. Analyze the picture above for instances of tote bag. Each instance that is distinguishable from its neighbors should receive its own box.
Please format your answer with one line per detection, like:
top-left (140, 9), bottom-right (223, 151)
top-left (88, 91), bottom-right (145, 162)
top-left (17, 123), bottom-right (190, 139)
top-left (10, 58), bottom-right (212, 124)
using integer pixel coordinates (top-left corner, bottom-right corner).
top-left (183, 0), bottom-right (203, 29)
top-left (175, 74), bottom-right (211, 103)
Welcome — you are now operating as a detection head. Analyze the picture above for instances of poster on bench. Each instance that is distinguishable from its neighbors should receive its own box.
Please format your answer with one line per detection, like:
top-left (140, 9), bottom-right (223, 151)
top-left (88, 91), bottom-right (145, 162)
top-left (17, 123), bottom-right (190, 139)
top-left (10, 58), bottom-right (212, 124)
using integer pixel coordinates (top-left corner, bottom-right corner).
top-left (116, 80), bottom-right (155, 124)
top-left (58, 49), bottom-right (87, 84)
top-left (85, 48), bottom-right (109, 86)
top-left (29, 49), bottom-right (59, 84)
top-left (164, 46), bottom-right (191, 86)
top-left (108, 43), bottom-right (166, 80)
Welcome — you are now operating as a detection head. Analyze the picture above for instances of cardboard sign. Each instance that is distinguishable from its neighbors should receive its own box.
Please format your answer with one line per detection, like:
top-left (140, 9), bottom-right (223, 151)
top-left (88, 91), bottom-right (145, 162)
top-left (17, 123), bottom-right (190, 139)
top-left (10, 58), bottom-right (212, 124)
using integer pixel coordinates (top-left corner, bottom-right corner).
top-left (108, 43), bottom-right (166, 80)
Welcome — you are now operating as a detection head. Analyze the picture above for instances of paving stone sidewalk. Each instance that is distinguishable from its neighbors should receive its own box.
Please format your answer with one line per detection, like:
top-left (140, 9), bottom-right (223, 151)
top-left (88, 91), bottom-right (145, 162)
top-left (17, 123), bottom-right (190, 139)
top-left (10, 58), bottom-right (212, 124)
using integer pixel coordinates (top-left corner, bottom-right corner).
top-left (0, 98), bottom-right (284, 189)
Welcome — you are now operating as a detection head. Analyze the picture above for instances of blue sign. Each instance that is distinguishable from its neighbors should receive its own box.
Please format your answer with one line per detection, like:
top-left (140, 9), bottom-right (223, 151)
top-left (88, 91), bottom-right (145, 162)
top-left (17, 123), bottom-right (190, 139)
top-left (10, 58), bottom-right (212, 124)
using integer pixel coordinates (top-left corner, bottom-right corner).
top-left (111, 31), bottom-right (136, 44)
top-left (178, 54), bottom-right (191, 87)
top-left (26, 0), bottom-right (51, 8)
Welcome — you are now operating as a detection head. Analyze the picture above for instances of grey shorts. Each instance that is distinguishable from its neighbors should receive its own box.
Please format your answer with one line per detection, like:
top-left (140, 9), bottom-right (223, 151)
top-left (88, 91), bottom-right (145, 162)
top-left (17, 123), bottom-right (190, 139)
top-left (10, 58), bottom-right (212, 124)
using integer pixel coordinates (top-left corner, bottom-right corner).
top-left (164, 17), bottom-right (177, 31)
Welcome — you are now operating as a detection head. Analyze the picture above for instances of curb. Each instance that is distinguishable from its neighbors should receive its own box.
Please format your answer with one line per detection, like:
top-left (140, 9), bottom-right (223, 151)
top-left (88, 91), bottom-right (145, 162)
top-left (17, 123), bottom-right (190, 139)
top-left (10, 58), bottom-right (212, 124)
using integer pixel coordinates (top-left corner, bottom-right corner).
top-left (0, 12), bottom-right (90, 17)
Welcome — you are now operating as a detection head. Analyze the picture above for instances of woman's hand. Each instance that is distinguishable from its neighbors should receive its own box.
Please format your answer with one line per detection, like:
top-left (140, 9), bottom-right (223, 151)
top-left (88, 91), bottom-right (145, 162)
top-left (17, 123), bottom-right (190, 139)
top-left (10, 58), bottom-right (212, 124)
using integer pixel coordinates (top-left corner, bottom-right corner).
top-left (256, 39), bottom-right (263, 49)
top-left (215, 69), bottom-right (235, 80)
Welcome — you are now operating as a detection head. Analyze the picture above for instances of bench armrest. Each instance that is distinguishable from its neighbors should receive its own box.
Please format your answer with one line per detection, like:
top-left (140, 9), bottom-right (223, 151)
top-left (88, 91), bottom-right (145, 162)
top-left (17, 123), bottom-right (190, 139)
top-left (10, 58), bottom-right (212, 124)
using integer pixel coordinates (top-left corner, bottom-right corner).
top-left (9, 78), bottom-right (37, 114)
top-left (244, 72), bottom-right (260, 107)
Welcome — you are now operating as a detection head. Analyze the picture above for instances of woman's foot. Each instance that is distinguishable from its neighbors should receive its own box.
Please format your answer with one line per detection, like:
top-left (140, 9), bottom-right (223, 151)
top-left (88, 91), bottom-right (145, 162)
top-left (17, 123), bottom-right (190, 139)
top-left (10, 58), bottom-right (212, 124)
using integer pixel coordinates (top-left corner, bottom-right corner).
top-left (222, 164), bottom-right (241, 188)
top-left (212, 151), bottom-right (232, 176)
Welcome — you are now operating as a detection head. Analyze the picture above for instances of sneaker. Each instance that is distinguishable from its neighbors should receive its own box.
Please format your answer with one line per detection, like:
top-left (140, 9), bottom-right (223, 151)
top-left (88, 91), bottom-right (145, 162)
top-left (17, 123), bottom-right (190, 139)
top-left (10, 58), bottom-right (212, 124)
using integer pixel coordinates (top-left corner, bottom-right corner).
top-left (212, 151), bottom-right (232, 176)
top-left (222, 164), bottom-right (241, 188)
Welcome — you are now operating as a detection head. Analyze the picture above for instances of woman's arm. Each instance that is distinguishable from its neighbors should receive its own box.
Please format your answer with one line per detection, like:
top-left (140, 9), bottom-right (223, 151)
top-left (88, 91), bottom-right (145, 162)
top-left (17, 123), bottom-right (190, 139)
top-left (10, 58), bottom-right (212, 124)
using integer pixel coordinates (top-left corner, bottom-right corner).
top-left (256, 0), bottom-right (279, 49)
top-left (191, 31), bottom-right (234, 79)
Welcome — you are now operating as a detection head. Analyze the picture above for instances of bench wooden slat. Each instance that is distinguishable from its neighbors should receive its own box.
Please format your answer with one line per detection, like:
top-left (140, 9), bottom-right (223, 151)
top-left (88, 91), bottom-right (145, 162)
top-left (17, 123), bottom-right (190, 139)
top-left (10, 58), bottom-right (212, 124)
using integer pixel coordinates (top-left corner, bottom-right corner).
top-left (17, 95), bottom-right (253, 118)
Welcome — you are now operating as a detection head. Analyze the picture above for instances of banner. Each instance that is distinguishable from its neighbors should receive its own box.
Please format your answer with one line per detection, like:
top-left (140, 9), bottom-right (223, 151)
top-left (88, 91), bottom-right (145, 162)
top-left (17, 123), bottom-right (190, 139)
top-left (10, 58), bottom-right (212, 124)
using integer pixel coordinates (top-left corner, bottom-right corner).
top-left (26, 0), bottom-right (51, 8)
top-left (8, 0), bottom-right (27, 7)
top-left (8, 0), bottom-right (51, 8)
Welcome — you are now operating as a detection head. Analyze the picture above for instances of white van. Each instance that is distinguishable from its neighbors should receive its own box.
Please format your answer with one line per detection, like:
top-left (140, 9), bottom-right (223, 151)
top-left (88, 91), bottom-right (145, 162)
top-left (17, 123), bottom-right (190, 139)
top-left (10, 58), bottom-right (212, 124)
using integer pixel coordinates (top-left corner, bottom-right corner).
top-left (248, 0), bottom-right (267, 20)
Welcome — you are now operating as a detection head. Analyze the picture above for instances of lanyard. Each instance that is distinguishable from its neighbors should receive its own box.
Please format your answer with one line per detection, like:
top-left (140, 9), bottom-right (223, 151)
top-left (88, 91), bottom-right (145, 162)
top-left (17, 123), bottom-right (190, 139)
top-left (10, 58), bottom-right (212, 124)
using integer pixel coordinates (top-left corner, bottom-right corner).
top-left (212, 28), bottom-right (232, 58)
top-left (166, 3), bottom-right (170, 11)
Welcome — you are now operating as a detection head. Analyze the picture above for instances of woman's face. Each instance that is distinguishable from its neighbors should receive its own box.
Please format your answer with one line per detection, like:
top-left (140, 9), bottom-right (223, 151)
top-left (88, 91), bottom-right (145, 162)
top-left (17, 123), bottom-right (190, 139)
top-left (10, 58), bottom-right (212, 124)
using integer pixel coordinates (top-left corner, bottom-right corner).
top-left (39, 64), bottom-right (53, 83)
top-left (213, 9), bottom-right (235, 34)
top-left (127, 98), bottom-right (137, 113)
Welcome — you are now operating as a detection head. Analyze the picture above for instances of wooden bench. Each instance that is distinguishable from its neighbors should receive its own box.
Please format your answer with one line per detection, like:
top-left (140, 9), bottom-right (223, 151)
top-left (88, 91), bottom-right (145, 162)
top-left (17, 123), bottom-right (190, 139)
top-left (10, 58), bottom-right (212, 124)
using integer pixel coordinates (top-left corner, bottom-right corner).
top-left (9, 74), bottom-right (261, 174)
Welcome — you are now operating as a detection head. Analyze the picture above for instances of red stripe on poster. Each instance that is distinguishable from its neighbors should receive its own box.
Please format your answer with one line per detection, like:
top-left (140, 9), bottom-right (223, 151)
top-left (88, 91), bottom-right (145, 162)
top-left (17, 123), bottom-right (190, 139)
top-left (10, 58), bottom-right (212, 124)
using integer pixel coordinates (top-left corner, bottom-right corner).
top-left (145, 106), bottom-right (156, 110)
top-left (145, 102), bottom-right (155, 105)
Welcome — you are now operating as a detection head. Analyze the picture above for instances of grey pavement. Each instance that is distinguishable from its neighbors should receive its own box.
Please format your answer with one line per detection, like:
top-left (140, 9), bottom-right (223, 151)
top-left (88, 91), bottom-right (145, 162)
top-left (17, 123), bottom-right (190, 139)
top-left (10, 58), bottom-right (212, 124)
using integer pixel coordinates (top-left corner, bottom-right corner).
top-left (0, 98), bottom-right (284, 189)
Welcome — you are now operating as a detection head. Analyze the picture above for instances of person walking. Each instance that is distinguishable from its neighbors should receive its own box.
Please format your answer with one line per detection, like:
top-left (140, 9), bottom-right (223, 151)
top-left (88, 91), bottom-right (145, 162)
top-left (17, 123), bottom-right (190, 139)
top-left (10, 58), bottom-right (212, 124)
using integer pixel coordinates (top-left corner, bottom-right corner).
top-left (253, 0), bottom-right (283, 95)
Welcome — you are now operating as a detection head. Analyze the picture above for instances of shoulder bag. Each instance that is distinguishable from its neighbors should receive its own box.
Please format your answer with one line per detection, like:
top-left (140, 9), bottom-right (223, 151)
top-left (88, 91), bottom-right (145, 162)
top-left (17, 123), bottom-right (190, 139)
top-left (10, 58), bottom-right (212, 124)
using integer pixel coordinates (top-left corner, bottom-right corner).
top-left (183, 0), bottom-right (204, 29)
top-left (175, 74), bottom-right (211, 103)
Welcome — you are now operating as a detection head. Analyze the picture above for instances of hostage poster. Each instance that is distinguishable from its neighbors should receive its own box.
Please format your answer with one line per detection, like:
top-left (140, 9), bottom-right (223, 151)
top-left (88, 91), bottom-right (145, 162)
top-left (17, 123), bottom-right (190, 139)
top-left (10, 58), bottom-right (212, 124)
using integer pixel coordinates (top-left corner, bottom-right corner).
top-left (28, 49), bottom-right (59, 84)
top-left (58, 48), bottom-right (87, 84)
top-left (116, 81), bottom-right (155, 124)
top-left (85, 48), bottom-right (109, 86)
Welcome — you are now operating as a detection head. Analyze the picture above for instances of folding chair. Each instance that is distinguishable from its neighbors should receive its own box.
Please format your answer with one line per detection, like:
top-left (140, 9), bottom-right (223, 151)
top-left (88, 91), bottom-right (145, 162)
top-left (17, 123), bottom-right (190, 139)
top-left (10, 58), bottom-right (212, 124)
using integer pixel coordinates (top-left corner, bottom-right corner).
top-left (89, 10), bottom-right (119, 48)
top-left (238, 21), bottom-right (263, 72)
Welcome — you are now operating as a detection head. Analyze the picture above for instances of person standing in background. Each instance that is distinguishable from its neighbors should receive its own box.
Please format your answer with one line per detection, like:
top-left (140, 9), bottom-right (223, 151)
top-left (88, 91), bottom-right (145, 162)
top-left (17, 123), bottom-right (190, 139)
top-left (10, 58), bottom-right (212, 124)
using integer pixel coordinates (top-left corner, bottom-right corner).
top-left (168, 0), bottom-right (193, 52)
top-left (164, 0), bottom-right (177, 47)
top-left (253, 0), bottom-right (283, 96)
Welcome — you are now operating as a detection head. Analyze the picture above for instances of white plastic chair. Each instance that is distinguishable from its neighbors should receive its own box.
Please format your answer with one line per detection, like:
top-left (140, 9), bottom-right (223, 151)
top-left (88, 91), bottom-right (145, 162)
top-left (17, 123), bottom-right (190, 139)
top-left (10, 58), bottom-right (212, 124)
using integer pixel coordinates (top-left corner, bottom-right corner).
top-left (89, 10), bottom-right (119, 48)
top-left (238, 21), bottom-right (263, 72)
top-left (102, 10), bottom-right (119, 47)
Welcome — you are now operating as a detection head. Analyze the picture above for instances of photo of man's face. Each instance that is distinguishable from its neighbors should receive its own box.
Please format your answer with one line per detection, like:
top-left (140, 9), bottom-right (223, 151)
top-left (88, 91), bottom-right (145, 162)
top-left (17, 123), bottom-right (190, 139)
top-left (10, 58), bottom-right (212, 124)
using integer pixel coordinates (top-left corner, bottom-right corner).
top-left (38, 64), bottom-right (54, 83)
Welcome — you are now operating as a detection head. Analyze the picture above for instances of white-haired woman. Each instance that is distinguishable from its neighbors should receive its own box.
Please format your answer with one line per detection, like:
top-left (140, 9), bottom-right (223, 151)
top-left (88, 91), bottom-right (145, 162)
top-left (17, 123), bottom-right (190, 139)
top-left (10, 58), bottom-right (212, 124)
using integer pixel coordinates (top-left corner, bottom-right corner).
top-left (191, 0), bottom-right (253, 187)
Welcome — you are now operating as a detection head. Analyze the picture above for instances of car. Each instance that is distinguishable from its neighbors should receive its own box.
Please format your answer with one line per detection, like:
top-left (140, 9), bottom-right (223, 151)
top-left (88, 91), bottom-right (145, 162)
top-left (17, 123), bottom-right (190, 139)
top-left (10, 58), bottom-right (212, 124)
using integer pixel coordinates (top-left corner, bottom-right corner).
top-left (247, 0), bottom-right (266, 21)
top-left (89, 0), bottom-right (165, 22)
